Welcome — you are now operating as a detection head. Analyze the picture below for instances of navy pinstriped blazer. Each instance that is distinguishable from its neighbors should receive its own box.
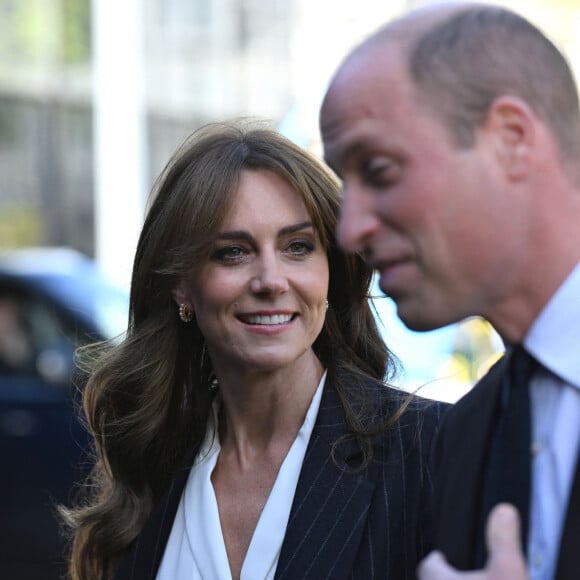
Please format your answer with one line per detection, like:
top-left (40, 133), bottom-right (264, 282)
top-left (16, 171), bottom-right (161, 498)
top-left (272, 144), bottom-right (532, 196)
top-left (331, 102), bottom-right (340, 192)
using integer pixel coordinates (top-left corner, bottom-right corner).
top-left (113, 376), bottom-right (447, 580)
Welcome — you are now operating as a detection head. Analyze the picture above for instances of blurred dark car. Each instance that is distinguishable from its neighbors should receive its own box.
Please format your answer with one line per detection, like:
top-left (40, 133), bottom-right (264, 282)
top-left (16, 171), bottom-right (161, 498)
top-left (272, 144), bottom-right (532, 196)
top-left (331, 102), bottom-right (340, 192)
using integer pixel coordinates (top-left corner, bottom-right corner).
top-left (0, 247), bottom-right (128, 579)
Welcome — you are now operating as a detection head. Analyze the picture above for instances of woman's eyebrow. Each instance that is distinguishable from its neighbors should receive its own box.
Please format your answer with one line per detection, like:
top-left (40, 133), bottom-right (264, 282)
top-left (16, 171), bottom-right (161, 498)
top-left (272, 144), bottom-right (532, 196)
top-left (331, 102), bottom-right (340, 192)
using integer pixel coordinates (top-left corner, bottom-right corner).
top-left (279, 221), bottom-right (313, 236)
top-left (217, 221), bottom-right (314, 241)
top-left (216, 230), bottom-right (252, 241)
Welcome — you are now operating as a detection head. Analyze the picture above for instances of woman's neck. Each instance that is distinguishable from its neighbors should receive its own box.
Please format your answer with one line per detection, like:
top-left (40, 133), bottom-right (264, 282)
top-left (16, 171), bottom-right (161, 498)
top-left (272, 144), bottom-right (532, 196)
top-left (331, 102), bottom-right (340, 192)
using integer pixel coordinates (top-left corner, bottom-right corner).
top-left (215, 353), bottom-right (325, 460)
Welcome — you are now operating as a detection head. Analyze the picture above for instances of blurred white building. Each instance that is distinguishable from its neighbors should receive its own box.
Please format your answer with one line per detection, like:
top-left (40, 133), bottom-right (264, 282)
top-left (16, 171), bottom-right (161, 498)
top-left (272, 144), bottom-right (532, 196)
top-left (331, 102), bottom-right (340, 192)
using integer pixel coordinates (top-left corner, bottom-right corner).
top-left (0, 0), bottom-right (579, 395)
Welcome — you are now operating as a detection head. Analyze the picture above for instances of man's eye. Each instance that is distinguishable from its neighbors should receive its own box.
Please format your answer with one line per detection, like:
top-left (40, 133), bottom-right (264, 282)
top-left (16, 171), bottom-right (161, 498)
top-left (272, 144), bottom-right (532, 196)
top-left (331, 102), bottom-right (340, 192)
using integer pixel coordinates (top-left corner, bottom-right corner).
top-left (364, 157), bottom-right (397, 187)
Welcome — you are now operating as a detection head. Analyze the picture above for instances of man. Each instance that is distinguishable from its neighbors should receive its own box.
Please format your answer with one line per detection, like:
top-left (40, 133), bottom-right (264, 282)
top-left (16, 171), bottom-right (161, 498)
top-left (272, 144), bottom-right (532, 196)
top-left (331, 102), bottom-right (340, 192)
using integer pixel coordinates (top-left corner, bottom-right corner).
top-left (320, 3), bottom-right (580, 579)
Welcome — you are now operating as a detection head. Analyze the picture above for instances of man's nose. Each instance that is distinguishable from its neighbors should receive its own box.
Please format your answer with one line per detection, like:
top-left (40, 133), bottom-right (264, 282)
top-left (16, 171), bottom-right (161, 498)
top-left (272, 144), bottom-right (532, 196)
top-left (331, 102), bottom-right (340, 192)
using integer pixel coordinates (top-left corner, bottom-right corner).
top-left (337, 186), bottom-right (379, 254)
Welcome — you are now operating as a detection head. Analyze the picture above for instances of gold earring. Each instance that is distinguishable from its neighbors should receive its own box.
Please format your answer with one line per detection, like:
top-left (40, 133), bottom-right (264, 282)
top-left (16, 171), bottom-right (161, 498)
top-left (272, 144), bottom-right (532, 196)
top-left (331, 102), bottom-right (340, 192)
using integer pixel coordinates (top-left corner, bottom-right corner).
top-left (179, 303), bottom-right (193, 323)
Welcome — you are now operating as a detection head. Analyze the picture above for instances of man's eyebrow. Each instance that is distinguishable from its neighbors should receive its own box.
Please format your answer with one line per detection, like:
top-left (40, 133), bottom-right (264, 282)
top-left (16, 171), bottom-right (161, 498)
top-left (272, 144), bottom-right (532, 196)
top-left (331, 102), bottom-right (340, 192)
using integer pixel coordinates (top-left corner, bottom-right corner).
top-left (325, 140), bottom-right (369, 173)
top-left (216, 221), bottom-right (314, 241)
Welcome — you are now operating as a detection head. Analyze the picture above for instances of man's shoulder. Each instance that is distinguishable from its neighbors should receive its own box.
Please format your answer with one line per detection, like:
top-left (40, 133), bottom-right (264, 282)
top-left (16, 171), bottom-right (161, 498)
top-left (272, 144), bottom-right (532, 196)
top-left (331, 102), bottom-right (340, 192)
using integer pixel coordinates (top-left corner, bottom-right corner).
top-left (447, 355), bottom-right (506, 421)
top-left (432, 355), bottom-right (507, 461)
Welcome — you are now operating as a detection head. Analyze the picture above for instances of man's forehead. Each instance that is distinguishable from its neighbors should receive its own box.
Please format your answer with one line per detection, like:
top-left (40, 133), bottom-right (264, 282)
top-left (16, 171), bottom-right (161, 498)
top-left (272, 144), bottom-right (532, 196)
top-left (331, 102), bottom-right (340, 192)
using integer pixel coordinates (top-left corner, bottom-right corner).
top-left (321, 45), bottom-right (398, 126)
top-left (321, 0), bottom-right (468, 102)
top-left (320, 49), bottom-right (410, 161)
top-left (321, 114), bottom-right (392, 176)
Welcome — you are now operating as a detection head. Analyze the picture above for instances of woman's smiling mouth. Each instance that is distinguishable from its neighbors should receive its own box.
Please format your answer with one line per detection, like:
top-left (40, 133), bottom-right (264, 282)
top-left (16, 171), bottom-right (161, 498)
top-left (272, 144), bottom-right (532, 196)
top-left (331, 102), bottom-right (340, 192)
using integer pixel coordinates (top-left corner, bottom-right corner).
top-left (238, 313), bottom-right (295, 325)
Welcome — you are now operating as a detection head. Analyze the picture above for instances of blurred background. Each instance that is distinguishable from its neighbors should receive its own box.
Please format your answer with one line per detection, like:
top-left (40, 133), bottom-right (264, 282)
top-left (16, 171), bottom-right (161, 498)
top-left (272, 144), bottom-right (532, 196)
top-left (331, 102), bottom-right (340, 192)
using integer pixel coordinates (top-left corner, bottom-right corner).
top-left (2, 0), bottom-right (580, 396)
top-left (0, 0), bottom-right (579, 576)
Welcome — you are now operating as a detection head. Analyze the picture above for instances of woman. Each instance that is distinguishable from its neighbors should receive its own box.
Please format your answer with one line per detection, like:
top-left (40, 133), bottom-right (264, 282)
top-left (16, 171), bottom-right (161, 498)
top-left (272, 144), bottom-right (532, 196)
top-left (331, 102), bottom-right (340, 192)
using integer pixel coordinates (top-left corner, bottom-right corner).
top-left (64, 121), bottom-right (446, 580)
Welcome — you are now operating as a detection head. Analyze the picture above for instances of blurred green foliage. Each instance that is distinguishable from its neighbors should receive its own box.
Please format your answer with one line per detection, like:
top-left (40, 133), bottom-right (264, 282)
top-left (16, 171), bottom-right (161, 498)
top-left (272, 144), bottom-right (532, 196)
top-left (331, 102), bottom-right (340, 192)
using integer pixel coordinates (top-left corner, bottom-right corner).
top-left (0, 0), bottom-right (90, 68)
top-left (0, 204), bottom-right (45, 247)
top-left (62, 0), bottom-right (91, 64)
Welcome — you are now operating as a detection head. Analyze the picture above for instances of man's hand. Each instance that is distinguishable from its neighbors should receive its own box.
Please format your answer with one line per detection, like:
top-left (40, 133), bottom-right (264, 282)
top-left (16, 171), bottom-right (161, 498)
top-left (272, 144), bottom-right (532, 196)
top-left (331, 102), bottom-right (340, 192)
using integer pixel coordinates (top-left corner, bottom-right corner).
top-left (418, 504), bottom-right (528, 579)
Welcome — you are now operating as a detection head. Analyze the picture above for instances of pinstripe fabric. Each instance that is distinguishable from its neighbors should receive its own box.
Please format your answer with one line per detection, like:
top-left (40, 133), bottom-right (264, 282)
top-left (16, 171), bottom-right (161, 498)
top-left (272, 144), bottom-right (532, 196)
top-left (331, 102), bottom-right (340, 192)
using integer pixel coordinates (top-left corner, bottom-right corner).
top-left (114, 377), bottom-right (447, 580)
top-left (114, 469), bottom-right (194, 580)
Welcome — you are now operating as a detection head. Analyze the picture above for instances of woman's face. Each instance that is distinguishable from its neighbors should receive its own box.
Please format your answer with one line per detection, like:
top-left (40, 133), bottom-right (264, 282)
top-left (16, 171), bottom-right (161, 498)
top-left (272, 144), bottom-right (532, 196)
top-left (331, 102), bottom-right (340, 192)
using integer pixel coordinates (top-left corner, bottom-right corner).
top-left (175, 169), bottom-right (329, 375)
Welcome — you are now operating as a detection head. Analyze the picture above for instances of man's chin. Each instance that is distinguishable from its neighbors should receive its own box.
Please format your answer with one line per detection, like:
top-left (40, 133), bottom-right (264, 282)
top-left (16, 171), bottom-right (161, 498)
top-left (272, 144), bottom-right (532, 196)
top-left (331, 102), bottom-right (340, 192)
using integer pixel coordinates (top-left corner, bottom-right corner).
top-left (394, 300), bottom-right (449, 333)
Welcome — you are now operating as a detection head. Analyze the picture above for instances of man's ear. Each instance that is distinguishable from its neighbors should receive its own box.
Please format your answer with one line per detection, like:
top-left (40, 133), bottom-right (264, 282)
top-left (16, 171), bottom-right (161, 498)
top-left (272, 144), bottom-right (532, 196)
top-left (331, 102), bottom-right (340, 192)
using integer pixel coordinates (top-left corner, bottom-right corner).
top-left (482, 96), bottom-right (536, 180)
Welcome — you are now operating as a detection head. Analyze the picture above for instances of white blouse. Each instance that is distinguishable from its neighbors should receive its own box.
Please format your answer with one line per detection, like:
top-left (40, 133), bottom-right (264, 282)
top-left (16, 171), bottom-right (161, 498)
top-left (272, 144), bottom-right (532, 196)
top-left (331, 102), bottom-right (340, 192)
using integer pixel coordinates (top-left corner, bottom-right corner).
top-left (157, 372), bottom-right (326, 580)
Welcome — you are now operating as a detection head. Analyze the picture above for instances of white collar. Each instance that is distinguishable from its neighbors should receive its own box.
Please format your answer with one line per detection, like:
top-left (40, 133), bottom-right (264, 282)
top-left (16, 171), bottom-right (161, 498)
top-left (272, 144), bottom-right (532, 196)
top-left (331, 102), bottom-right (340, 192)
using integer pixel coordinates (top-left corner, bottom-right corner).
top-left (525, 261), bottom-right (580, 389)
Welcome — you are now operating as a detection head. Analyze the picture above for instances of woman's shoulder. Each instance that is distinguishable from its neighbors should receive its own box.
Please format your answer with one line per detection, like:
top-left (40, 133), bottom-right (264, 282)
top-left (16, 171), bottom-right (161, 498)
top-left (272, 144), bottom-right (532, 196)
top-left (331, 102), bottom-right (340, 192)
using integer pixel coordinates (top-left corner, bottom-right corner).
top-left (387, 385), bottom-right (449, 423)
top-left (333, 375), bottom-right (449, 473)
top-left (333, 371), bottom-right (449, 441)
top-left (355, 375), bottom-right (449, 421)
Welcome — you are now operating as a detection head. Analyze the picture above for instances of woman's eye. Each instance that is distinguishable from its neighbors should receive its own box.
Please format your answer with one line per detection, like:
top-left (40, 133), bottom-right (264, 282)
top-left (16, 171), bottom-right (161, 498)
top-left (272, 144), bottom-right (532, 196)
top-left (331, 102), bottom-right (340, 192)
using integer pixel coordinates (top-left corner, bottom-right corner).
top-left (211, 246), bottom-right (246, 262)
top-left (287, 240), bottom-right (315, 256)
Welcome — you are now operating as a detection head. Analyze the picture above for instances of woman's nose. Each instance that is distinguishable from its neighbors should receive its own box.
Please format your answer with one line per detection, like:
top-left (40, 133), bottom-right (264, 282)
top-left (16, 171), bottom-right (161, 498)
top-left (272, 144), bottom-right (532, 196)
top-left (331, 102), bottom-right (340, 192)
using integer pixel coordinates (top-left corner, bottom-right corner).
top-left (250, 254), bottom-right (289, 294)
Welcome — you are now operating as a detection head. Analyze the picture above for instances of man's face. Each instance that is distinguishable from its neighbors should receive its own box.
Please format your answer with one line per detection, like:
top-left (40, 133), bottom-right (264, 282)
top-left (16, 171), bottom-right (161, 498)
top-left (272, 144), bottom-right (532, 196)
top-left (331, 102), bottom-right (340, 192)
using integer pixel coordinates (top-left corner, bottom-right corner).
top-left (320, 43), bottom-right (518, 331)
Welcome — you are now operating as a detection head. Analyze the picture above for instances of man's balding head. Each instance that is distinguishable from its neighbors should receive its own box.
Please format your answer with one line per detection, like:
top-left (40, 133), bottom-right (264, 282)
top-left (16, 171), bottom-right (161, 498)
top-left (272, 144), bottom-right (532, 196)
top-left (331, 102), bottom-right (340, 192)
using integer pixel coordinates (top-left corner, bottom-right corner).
top-left (324, 3), bottom-right (580, 159)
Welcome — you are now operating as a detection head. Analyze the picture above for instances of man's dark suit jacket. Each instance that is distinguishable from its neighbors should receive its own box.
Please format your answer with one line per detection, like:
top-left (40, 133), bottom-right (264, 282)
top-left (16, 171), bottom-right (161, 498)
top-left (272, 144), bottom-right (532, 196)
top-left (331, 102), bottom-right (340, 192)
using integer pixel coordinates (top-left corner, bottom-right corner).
top-left (432, 356), bottom-right (580, 580)
top-left (113, 377), bottom-right (447, 580)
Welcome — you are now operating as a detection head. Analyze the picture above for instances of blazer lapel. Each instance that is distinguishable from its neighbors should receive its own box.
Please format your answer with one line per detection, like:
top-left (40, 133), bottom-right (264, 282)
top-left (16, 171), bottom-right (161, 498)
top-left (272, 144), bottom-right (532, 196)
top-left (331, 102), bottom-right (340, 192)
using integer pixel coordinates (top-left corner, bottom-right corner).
top-left (116, 384), bottom-right (373, 580)
top-left (433, 356), bottom-right (506, 569)
top-left (113, 458), bottom-right (193, 580)
top-left (275, 382), bottom-right (375, 580)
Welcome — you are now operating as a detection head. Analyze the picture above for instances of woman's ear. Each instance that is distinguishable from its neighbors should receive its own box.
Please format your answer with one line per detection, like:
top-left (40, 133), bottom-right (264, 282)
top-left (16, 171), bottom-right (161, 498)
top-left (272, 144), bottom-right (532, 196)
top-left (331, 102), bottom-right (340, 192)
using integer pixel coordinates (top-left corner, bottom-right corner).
top-left (482, 96), bottom-right (536, 180)
top-left (171, 281), bottom-right (190, 307)
top-left (172, 282), bottom-right (195, 323)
